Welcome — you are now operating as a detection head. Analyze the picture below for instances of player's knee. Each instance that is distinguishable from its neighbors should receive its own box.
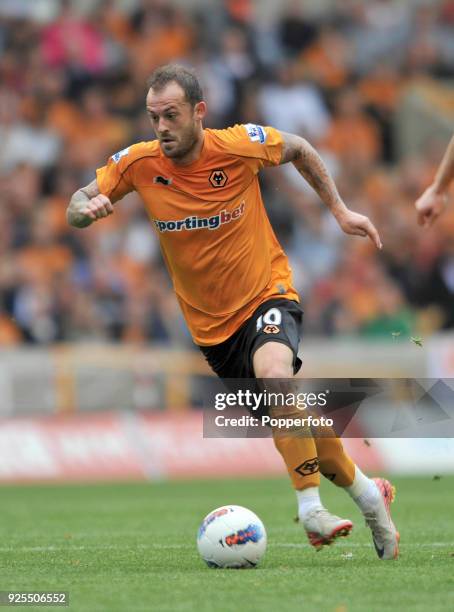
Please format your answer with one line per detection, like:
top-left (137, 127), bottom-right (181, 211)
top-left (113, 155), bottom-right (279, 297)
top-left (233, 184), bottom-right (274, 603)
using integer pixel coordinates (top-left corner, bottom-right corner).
top-left (253, 342), bottom-right (294, 379)
top-left (254, 360), bottom-right (291, 379)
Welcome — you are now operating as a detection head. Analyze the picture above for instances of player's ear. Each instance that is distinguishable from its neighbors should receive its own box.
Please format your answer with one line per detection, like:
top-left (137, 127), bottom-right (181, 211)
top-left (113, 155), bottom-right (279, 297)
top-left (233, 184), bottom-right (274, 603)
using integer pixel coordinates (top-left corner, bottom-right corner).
top-left (194, 101), bottom-right (207, 121)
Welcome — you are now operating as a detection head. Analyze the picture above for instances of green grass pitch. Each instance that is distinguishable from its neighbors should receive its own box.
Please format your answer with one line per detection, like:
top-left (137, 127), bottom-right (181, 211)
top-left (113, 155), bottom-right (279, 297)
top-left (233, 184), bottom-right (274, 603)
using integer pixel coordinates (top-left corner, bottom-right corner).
top-left (1, 476), bottom-right (453, 612)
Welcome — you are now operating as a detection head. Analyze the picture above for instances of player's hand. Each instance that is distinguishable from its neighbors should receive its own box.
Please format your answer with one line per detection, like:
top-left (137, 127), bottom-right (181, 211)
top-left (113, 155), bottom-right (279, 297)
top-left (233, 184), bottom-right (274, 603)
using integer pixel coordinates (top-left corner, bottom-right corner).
top-left (80, 194), bottom-right (114, 222)
top-left (415, 185), bottom-right (447, 227)
top-left (334, 208), bottom-right (382, 249)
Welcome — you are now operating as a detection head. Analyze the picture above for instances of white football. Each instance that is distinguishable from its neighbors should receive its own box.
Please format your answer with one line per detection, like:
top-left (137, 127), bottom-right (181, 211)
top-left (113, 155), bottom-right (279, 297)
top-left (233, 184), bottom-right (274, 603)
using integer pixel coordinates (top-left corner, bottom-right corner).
top-left (197, 505), bottom-right (267, 569)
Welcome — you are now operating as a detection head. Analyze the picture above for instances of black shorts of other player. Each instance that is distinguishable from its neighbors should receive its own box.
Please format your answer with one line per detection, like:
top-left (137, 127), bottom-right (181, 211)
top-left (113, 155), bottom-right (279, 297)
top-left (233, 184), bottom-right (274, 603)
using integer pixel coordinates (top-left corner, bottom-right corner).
top-left (199, 298), bottom-right (303, 379)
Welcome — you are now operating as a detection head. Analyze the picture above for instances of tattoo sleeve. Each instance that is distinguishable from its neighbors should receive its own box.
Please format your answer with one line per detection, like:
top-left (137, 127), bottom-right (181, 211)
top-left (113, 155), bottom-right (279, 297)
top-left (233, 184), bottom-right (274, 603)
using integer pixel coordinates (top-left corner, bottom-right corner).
top-left (280, 132), bottom-right (346, 216)
top-left (67, 179), bottom-right (100, 228)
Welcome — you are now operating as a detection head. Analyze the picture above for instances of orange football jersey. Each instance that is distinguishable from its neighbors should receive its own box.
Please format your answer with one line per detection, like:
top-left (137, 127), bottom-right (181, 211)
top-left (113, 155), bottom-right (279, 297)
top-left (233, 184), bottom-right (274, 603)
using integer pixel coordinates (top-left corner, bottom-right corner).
top-left (96, 124), bottom-right (299, 345)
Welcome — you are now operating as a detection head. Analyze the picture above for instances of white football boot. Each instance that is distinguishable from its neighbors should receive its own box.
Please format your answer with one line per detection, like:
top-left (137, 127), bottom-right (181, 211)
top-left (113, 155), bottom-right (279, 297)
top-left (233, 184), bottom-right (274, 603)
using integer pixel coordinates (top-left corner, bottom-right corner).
top-left (364, 478), bottom-right (400, 560)
top-left (301, 508), bottom-right (353, 550)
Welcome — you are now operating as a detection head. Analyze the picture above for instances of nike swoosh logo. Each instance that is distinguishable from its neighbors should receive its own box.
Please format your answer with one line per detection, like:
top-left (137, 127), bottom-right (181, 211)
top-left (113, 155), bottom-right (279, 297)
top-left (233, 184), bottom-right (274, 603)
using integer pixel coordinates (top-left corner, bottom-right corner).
top-left (373, 537), bottom-right (385, 558)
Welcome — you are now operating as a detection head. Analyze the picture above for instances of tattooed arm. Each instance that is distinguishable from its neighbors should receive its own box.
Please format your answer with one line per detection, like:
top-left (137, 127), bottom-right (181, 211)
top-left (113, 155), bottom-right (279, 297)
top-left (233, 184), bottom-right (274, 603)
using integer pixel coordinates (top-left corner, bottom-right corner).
top-left (280, 132), bottom-right (382, 249)
top-left (67, 179), bottom-right (114, 228)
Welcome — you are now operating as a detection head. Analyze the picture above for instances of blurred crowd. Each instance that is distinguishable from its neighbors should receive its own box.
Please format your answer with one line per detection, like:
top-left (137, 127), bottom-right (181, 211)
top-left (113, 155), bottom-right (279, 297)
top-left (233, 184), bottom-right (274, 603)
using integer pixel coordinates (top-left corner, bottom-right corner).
top-left (0, 0), bottom-right (453, 347)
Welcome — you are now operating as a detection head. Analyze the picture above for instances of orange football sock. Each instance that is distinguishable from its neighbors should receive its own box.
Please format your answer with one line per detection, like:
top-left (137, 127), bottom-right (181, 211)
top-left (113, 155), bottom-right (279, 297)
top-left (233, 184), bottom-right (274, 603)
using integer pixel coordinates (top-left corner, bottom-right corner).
top-left (272, 431), bottom-right (320, 491)
top-left (314, 436), bottom-right (355, 487)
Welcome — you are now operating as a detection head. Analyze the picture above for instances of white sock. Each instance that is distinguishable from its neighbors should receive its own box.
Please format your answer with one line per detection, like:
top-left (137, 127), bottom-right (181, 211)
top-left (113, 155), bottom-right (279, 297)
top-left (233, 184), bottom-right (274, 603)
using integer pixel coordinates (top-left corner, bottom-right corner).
top-left (345, 466), bottom-right (379, 513)
top-left (296, 487), bottom-right (323, 520)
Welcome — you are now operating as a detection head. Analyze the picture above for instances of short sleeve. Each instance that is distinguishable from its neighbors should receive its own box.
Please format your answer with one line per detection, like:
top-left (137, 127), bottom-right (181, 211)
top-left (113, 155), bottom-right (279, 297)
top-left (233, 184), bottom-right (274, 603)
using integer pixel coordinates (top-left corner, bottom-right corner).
top-left (96, 146), bottom-right (135, 202)
top-left (211, 124), bottom-right (284, 174)
top-left (241, 124), bottom-right (284, 169)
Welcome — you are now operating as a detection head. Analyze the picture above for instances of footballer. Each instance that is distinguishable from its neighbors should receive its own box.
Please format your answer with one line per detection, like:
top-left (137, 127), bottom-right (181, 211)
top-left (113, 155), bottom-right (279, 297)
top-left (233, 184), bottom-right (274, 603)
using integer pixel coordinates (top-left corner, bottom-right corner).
top-left (67, 64), bottom-right (399, 559)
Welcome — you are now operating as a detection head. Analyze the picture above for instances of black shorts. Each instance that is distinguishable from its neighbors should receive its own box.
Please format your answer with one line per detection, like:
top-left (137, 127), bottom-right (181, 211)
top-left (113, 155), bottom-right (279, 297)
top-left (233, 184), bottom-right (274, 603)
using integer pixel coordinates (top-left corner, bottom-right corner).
top-left (199, 298), bottom-right (303, 379)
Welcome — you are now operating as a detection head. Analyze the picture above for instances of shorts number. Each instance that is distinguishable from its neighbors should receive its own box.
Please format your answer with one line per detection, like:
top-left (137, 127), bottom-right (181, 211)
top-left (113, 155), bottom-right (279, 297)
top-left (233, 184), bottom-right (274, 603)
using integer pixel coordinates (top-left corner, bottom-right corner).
top-left (256, 308), bottom-right (282, 331)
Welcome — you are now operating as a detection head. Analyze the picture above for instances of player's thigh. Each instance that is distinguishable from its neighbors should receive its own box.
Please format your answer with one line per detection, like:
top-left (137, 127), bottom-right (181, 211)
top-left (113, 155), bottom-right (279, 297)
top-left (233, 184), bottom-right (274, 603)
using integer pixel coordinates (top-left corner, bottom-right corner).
top-left (200, 298), bottom-right (302, 379)
top-left (253, 341), bottom-right (294, 378)
top-left (250, 299), bottom-right (303, 378)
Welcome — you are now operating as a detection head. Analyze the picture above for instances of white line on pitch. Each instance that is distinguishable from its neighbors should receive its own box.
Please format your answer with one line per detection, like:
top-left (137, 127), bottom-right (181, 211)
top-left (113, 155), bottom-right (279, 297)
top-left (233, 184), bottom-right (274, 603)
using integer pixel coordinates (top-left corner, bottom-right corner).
top-left (0, 542), bottom-right (452, 552)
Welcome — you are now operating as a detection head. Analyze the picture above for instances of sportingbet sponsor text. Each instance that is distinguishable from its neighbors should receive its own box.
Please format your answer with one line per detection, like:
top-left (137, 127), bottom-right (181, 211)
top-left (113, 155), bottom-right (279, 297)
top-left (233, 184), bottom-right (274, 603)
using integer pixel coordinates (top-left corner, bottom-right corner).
top-left (153, 201), bottom-right (245, 233)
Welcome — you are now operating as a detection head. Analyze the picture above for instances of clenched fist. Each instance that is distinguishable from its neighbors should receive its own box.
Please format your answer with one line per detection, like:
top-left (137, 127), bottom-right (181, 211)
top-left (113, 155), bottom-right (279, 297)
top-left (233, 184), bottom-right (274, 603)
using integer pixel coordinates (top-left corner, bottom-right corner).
top-left (81, 194), bottom-right (114, 222)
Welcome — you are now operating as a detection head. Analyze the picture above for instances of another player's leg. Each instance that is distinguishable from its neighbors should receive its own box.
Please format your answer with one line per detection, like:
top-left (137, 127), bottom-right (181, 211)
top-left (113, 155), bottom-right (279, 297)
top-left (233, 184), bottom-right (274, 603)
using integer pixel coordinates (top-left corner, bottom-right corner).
top-left (253, 342), bottom-right (353, 550)
top-left (315, 436), bottom-right (399, 559)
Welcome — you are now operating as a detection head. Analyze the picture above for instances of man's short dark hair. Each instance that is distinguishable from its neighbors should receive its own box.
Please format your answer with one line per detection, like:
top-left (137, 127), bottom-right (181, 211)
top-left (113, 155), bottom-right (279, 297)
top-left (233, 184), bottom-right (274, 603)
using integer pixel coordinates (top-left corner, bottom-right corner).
top-left (147, 64), bottom-right (203, 107)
